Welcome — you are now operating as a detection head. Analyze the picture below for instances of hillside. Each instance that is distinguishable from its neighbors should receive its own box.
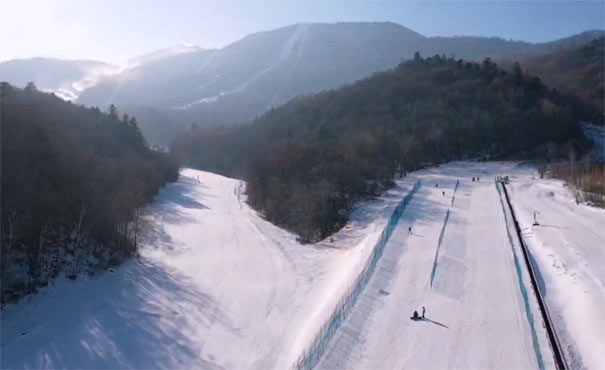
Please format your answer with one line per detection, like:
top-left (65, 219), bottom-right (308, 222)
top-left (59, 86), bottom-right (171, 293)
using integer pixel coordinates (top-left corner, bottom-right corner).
top-left (81, 25), bottom-right (602, 144)
top-left (173, 55), bottom-right (588, 241)
top-left (0, 58), bottom-right (111, 100)
top-left (3, 23), bottom-right (599, 145)
top-left (77, 22), bottom-right (428, 143)
top-left (0, 83), bottom-right (179, 304)
top-left (521, 37), bottom-right (604, 122)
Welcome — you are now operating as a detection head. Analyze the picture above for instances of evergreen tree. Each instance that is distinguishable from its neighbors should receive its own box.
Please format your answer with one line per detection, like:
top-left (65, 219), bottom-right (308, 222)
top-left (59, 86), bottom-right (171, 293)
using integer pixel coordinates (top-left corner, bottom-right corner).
top-left (25, 81), bottom-right (37, 92)
top-left (109, 104), bottom-right (119, 120)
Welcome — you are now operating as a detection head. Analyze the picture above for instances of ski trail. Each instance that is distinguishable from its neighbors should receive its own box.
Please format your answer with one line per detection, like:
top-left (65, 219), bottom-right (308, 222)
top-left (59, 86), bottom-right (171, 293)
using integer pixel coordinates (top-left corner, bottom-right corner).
top-left (175, 25), bottom-right (309, 110)
top-left (317, 164), bottom-right (551, 370)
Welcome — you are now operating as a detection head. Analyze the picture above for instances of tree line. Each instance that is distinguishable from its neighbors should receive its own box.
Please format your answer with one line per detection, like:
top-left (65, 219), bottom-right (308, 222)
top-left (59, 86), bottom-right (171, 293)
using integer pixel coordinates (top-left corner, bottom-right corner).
top-left (1, 83), bottom-right (179, 304)
top-left (522, 37), bottom-right (604, 123)
top-left (173, 53), bottom-right (591, 242)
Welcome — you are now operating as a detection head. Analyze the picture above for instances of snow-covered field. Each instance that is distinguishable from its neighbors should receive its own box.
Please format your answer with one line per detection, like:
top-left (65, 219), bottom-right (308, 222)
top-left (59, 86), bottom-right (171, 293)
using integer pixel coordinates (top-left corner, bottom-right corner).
top-left (508, 170), bottom-right (605, 369)
top-left (2, 163), bottom-right (603, 369)
top-left (0, 169), bottom-right (414, 369)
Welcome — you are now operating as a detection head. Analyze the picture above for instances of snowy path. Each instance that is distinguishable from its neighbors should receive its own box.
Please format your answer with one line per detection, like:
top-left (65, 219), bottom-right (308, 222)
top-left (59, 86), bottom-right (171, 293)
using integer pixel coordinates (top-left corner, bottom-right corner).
top-left (0, 169), bottom-right (412, 369)
top-left (509, 172), bottom-right (605, 369)
top-left (318, 163), bottom-right (556, 369)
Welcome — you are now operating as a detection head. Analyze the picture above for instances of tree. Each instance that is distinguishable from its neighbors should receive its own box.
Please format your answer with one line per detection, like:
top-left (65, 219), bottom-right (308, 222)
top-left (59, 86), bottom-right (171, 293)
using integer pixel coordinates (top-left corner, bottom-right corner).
top-left (25, 81), bottom-right (37, 92)
top-left (1, 210), bottom-right (18, 304)
top-left (69, 203), bottom-right (89, 280)
top-left (512, 62), bottom-right (524, 85)
top-left (109, 104), bottom-right (119, 120)
top-left (0, 83), bottom-right (179, 302)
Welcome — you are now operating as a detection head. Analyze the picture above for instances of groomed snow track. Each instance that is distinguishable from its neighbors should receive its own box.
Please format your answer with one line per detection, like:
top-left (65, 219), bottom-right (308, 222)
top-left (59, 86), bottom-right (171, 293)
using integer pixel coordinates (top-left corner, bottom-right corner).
top-left (296, 166), bottom-right (564, 370)
top-left (293, 181), bottom-right (422, 370)
top-left (500, 181), bottom-right (568, 370)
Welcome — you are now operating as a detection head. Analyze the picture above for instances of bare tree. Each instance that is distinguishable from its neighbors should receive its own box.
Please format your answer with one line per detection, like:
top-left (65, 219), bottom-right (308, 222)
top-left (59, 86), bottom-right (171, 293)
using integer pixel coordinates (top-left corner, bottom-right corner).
top-left (569, 147), bottom-right (576, 181)
top-left (69, 203), bottom-right (89, 280)
top-left (1, 210), bottom-right (18, 303)
top-left (29, 219), bottom-right (49, 293)
top-left (132, 207), bottom-right (143, 254)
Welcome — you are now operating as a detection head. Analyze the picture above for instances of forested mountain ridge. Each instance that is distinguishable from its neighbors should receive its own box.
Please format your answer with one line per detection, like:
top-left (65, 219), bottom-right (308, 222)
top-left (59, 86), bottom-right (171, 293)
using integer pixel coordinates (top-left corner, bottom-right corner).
top-left (3, 23), bottom-right (600, 145)
top-left (0, 83), bottom-right (179, 304)
top-left (521, 37), bottom-right (604, 122)
top-left (173, 54), bottom-right (589, 242)
top-left (77, 24), bottom-right (602, 144)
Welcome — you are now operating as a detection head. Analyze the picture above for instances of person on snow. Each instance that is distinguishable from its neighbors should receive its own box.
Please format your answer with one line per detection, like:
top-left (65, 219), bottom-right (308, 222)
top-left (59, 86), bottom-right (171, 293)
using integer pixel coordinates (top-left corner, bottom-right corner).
top-left (422, 306), bottom-right (426, 319)
top-left (442, 191), bottom-right (445, 196)
top-left (472, 177), bottom-right (475, 182)
top-left (412, 310), bottom-right (420, 320)
top-left (408, 227), bottom-right (412, 234)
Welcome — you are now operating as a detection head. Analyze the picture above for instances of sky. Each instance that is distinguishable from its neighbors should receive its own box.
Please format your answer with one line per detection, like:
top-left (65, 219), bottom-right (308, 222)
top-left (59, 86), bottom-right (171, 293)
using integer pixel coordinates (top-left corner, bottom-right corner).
top-left (1, 0), bottom-right (603, 64)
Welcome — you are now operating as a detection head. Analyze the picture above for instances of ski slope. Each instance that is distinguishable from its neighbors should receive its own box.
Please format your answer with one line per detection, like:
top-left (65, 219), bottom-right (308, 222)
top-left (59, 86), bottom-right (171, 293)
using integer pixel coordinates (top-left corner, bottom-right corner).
top-left (508, 170), bottom-right (605, 369)
top-left (0, 169), bottom-right (415, 369)
top-left (2, 164), bottom-right (603, 369)
top-left (317, 162), bottom-right (557, 370)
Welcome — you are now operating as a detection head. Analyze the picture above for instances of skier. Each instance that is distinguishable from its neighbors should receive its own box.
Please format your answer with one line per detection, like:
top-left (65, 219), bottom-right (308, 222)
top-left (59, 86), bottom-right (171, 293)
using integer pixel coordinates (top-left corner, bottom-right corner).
top-left (408, 226), bottom-right (412, 234)
top-left (422, 306), bottom-right (426, 319)
top-left (477, 177), bottom-right (480, 181)
top-left (412, 310), bottom-right (420, 320)
top-left (435, 183), bottom-right (439, 187)
top-left (442, 191), bottom-right (445, 196)
top-left (472, 177), bottom-right (475, 182)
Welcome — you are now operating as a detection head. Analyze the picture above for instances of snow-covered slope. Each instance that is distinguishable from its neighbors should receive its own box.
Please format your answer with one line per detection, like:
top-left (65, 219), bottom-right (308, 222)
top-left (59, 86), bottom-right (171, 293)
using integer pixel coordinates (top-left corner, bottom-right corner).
top-left (2, 164), bottom-right (603, 369)
top-left (508, 170), bottom-right (605, 369)
top-left (317, 162), bottom-right (557, 369)
top-left (0, 169), bottom-right (415, 369)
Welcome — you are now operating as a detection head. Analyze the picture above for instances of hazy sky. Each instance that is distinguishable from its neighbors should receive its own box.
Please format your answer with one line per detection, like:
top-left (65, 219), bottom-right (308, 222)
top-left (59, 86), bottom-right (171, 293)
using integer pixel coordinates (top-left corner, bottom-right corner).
top-left (1, 0), bottom-right (603, 64)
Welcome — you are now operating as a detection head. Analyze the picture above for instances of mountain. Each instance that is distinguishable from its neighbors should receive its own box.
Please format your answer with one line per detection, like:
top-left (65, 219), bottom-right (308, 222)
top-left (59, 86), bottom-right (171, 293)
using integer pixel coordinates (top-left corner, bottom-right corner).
top-left (520, 36), bottom-right (604, 121)
top-left (3, 23), bottom-right (602, 144)
top-left (0, 58), bottom-right (112, 100)
top-left (172, 55), bottom-right (589, 241)
top-left (76, 22), bottom-right (428, 143)
top-left (81, 24), bottom-right (603, 144)
top-left (0, 82), bottom-right (179, 303)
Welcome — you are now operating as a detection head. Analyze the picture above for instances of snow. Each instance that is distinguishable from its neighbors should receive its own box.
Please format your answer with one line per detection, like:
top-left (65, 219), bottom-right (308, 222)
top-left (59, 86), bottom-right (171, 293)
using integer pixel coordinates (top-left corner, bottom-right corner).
top-left (317, 162), bottom-right (557, 369)
top-left (2, 163), bottom-right (603, 369)
top-left (174, 25), bottom-right (309, 110)
top-left (0, 168), bottom-right (414, 369)
top-left (508, 169), bottom-right (605, 369)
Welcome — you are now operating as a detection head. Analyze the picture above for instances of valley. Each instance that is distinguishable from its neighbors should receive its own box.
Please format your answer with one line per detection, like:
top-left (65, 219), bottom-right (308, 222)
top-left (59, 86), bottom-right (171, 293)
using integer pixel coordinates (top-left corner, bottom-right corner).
top-left (2, 8), bottom-right (604, 369)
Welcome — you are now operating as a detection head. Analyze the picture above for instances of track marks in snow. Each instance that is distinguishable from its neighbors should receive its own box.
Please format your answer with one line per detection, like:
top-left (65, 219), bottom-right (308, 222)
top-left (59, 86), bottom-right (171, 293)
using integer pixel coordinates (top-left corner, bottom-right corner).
top-left (509, 176), bottom-right (605, 369)
top-left (317, 163), bottom-right (550, 370)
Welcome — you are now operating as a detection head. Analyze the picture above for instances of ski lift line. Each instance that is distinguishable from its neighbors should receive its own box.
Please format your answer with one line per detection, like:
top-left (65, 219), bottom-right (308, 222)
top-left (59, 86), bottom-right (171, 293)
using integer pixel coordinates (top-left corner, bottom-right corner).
top-left (499, 181), bottom-right (568, 370)
top-left (430, 209), bottom-right (450, 287)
